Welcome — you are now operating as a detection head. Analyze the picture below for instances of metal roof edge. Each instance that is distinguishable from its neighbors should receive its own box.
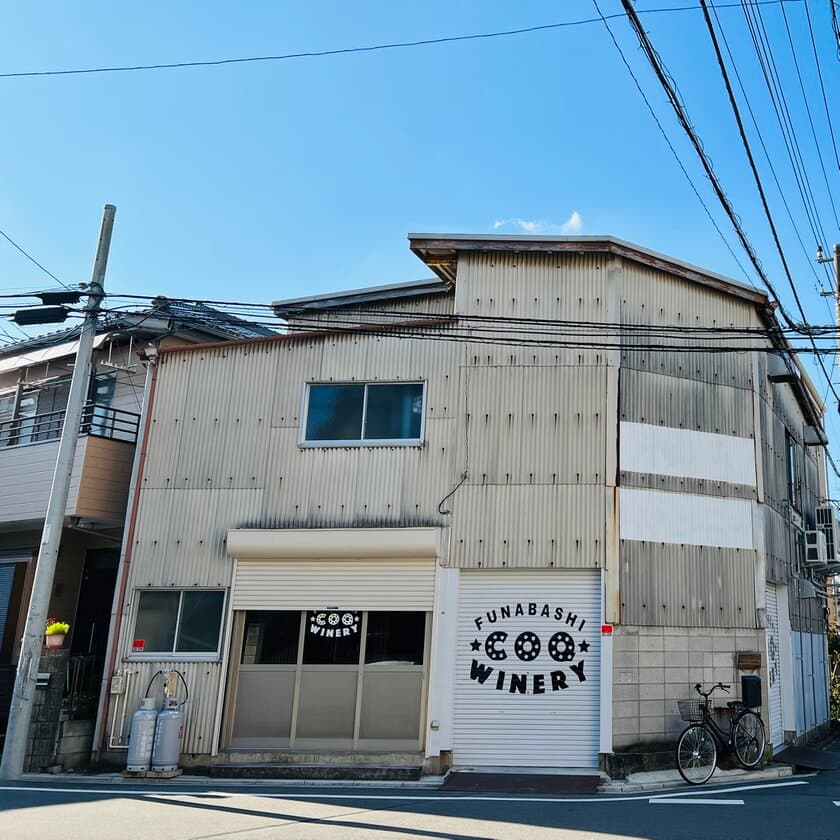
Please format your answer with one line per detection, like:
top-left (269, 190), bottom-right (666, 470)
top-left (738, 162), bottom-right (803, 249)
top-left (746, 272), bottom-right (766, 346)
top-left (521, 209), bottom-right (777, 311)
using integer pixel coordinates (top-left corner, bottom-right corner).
top-left (407, 233), bottom-right (768, 306)
top-left (272, 277), bottom-right (450, 315)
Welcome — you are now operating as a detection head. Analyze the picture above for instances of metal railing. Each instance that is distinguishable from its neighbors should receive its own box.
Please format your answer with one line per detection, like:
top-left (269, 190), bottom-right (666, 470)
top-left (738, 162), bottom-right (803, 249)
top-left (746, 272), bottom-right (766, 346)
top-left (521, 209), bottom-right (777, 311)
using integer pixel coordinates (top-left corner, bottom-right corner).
top-left (66, 655), bottom-right (104, 721)
top-left (0, 402), bottom-right (140, 448)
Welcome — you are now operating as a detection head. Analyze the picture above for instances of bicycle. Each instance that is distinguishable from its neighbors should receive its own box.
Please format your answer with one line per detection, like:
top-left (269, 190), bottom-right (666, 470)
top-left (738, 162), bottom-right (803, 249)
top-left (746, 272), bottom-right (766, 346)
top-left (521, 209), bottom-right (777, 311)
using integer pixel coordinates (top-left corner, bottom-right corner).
top-left (676, 682), bottom-right (766, 785)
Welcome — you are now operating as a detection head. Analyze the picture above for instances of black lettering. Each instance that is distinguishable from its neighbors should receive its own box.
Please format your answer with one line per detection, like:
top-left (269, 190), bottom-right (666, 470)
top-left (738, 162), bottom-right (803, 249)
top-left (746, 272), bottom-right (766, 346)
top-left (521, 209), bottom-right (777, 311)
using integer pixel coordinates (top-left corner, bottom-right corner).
top-left (470, 659), bottom-right (494, 684)
top-left (550, 670), bottom-right (568, 691)
top-left (528, 603), bottom-right (537, 616)
top-left (474, 616), bottom-right (483, 631)
top-left (501, 605), bottom-right (511, 619)
top-left (486, 609), bottom-right (498, 624)
top-left (495, 670), bottom-right (506, 691)
top-left (540, 604), bottom-right (550, 618)
top-left (533, 674), bottom-right (545, 694)
top-left (548, 631), bottom-right (576, 663)
top-left (570, 660), bottom-right (587, 683)
top-left (515, 603), bottom-right (524, 616)
top-left (554, 607), bottom-right (564, 621)
top-left (484, 631), bottom-right (508, 661)
top-left (565, 612), bottom-right (578, 627)
top-left (509, 673), bottom-right (528, 694)
top-left (578, 619), bottom-right (585, 631)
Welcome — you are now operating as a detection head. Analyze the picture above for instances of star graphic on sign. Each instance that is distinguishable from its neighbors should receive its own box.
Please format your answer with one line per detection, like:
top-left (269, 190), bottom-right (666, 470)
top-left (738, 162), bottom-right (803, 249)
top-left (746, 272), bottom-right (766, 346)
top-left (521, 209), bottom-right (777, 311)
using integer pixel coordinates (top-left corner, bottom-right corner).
top-left (470, 638), bottom-right (481, 651)
top-left (578, 640), bottom-right (590, 653)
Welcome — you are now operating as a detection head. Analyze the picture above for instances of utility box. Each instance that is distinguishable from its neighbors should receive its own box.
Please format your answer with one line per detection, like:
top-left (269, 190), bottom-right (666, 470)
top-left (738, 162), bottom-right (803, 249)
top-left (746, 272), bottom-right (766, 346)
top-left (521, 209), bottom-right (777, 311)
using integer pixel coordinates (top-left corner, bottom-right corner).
top-left (741, 675), bottom-right (762, 708)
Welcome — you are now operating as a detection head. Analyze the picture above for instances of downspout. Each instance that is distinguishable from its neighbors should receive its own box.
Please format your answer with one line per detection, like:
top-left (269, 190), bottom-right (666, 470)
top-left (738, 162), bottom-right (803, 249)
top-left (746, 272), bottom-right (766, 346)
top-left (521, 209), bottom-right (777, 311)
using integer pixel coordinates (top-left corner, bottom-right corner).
top-left (91, 345), bottom-right (159, 762)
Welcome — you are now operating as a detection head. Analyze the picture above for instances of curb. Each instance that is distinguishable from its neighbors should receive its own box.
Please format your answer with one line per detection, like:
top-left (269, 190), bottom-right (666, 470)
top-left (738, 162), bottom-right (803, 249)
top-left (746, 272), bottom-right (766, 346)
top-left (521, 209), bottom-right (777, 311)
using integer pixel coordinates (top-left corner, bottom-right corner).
top-left (599, 763), bottom-right (794, 793)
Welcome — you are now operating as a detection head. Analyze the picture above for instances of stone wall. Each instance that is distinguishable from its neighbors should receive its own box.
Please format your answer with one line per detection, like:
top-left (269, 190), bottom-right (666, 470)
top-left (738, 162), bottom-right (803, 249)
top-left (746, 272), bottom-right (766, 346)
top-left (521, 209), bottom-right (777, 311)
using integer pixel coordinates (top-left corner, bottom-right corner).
top-left (25, 648), bottom-right (69, 771)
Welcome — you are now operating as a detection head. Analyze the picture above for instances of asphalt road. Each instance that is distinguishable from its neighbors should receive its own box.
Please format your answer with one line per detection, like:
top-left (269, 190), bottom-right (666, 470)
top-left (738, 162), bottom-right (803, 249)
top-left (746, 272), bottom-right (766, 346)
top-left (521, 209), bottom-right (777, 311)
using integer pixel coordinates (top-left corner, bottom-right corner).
top-left (0, 771), bottom-right (838, 839)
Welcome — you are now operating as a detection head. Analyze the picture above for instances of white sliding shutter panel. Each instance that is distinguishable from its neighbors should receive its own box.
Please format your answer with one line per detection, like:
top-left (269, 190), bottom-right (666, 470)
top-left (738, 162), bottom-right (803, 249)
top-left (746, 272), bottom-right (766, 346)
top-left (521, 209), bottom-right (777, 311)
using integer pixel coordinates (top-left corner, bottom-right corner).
top-left (233, 559), bottom-right (436, 611)
top-left (454, 570), bottom-right (601, 768)
top-left (765, 583), bottom-right (784, 749)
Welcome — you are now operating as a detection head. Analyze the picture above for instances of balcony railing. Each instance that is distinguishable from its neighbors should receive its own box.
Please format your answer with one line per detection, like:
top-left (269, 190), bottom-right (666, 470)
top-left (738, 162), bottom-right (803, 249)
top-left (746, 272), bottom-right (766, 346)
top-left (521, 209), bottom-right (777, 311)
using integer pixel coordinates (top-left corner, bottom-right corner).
top-left (0, 402), bottom-right (140, 448)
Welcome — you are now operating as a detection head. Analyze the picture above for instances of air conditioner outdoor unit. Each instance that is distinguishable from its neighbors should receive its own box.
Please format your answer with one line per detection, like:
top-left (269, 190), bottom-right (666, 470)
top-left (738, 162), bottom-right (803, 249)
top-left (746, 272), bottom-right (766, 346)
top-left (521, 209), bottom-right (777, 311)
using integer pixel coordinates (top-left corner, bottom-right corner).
top-left (805, 530), bottom-right (828, 565)
top-left (816, 506), bottom-right (839, 561)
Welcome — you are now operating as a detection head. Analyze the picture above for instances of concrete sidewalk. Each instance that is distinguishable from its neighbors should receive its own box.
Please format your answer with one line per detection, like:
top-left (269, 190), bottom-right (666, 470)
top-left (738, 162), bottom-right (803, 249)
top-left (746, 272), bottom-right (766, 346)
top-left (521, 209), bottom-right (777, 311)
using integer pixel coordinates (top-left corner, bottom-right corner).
top-left (599, 763), bottom-right (795, 793)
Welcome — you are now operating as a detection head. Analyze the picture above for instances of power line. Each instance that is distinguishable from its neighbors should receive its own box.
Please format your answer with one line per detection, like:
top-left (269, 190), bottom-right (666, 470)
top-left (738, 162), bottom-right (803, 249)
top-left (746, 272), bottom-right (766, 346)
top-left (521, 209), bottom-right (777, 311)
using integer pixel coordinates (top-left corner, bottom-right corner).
top-left (0, 1), bottom-right (800, 80)
top-left (697, 0), bottom-right (840, 411)
top-left (0, 228), bottom-right (68, 290)
top-left (803, 0), bottom-right (840, 165)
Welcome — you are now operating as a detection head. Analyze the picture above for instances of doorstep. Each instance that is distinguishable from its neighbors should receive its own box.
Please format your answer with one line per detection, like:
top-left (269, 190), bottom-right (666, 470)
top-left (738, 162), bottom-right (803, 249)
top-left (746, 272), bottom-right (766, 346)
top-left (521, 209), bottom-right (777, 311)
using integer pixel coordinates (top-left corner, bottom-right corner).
top-left (599, 763), bottom-right (794, 793)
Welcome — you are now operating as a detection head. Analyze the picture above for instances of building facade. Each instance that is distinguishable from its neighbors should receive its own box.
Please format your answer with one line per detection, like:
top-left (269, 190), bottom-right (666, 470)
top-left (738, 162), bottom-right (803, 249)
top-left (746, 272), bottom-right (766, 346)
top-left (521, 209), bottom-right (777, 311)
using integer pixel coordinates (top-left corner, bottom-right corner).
top-left (0, 300), bottom-right (274, 768)
top-left (98, 236), bottom-right (832, 775)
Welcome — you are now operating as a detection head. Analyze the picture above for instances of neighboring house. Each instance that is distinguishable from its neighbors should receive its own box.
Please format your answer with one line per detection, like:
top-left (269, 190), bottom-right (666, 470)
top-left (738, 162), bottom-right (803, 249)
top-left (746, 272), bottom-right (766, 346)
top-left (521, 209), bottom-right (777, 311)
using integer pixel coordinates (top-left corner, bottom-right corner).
top-left (98, 236), bottom-right (833, 777)
top-left (0, 299), bottom-right (274, 767)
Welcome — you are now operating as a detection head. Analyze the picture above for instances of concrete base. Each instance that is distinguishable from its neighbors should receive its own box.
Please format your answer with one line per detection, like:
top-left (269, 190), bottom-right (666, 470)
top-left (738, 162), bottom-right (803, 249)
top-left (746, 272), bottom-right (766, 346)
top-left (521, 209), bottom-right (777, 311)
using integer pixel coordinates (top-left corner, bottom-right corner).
top-left (122, 768), bottom-right (183, 780)
top-left (599, 763), bottom-right (794, 793)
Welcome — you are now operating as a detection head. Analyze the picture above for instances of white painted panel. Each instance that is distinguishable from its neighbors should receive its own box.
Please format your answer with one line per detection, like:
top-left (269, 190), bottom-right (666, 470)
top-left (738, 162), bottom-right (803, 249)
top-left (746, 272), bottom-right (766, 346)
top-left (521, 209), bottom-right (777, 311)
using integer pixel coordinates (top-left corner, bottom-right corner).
top-left (453, 570), bottom-right (600, 768)
top-left (765, 584), bottom-right (784, 749)
top-left (620, 422), bottom-right (756, 486)
top-left (232, 558), bottom-right (436, 611)
top-left (619, 487), bottom-right (756, 549)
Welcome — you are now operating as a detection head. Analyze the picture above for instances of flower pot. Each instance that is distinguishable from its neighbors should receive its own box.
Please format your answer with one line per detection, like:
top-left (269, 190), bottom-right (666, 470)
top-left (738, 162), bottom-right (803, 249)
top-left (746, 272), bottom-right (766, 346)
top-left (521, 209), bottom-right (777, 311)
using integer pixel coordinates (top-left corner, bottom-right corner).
top-left (45, 633), bottom-right (65, 649)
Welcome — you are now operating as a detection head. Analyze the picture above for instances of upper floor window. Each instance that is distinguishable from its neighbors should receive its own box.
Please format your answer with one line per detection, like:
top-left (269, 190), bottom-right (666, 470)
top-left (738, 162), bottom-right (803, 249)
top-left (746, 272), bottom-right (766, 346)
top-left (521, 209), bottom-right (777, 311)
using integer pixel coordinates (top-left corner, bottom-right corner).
top-left (302, 382), bottom-right (425, 446)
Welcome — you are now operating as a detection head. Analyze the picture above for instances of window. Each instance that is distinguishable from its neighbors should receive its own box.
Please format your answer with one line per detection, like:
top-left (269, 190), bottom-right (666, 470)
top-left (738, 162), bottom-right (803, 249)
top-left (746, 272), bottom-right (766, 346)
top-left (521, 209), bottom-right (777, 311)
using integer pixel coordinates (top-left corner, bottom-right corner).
top-left (303, 382), bottom-right (425, 445)
top-left (785, 431), bottom-right (801, 511)
top-left (365, 611), bottom-right (426, 665)
top-left (241, 611), bottom-right (301, 664)
top-left (132, 589), bottom-right (224, 656)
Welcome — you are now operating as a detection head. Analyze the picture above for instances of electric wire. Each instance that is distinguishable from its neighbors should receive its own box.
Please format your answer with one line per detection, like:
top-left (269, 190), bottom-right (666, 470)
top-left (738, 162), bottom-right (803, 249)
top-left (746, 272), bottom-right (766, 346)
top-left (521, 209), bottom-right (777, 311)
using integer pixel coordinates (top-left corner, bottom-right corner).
top-left (697, 0), bottom-right (840, 410)
top-left (709, 2), bottom-right (835, 319)
top-left (0, 2), bottom-right (800, 80)
top-left (0, 228), bottom-right (68, 290)
top-left (803, 0), bottom-right (840, 164)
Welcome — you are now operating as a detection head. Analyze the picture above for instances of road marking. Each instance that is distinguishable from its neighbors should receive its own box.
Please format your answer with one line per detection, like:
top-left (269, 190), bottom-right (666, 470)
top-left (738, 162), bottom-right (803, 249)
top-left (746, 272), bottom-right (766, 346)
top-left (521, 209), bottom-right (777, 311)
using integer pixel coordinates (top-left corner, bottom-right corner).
top-left (0, 779), bottom-right (809, 805)
top-left (833, 801), bottom-right (840, 807)
top-left (650, 798), bottom-right (743, 805)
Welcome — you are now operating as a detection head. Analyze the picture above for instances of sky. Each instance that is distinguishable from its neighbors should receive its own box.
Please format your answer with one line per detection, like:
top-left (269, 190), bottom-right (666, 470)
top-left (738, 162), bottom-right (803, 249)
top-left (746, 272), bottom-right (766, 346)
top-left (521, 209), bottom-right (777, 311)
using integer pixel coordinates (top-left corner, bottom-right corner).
top-left (0, 1), bottom-right (839, 475)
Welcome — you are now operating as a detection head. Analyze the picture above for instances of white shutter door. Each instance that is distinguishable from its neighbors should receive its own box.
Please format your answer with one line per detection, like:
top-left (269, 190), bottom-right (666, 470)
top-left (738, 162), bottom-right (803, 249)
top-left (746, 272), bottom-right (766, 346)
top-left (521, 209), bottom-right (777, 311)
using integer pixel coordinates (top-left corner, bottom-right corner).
top-left (765, 583), bottom-right (784, 749)
top-left (232, 558), bottom-right (436, 611)
top-left (454, 570), bottom-right (601, 768)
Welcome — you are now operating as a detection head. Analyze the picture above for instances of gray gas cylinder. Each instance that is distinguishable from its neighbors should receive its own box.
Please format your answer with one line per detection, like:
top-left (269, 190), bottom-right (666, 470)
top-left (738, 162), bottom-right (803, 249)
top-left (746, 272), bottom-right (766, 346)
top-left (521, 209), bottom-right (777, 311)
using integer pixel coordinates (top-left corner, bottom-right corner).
top-left (151, 699), bottom-right (184, 772)
top-left (126, 697), bottom-right (158, 772)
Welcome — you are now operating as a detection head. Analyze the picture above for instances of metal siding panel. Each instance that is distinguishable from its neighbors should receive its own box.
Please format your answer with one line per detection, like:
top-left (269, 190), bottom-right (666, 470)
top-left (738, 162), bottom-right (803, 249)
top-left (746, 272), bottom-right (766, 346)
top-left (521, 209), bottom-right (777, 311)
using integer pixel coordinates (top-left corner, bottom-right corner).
top-left (232, 559), bottom-right (436, 610)
top-left (451, 485), bottom-right (605, 569)
top-left (619, 540), bottom-right (757, 628)
top-left (453, 570), bottom-right (601, 767)
top-left (765, 584), bottom-right (783, 747)
top-left (620, 368), bottom-right (754, 437)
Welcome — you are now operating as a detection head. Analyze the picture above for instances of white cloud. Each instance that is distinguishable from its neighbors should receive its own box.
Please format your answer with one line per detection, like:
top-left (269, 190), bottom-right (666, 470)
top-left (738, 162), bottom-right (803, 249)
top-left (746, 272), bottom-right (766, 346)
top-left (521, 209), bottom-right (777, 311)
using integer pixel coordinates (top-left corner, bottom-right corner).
top-left (560, 210), bottom-right (582, 234)
top-left (491, 212), bottom-right (583, 235)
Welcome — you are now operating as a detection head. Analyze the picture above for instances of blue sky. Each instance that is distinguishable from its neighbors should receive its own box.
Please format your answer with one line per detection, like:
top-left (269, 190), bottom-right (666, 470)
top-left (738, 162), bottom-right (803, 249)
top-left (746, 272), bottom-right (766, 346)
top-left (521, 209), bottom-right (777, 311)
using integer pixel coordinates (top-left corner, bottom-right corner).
top-left (0, 4), bottom-right (838, 428)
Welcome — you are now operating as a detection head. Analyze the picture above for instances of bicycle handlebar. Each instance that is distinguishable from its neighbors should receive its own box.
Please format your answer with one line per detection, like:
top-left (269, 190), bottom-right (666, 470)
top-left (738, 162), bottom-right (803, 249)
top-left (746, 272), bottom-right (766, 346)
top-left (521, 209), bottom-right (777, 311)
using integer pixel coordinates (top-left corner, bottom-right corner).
top-left (694, 682), bottom-right (731, 698)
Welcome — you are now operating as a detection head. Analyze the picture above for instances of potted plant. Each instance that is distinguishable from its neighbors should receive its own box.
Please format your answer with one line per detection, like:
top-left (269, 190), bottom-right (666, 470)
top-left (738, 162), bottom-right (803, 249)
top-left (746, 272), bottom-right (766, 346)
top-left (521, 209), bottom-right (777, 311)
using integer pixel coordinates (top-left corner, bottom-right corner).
top-left (44, 618), bottom-right (70, 648)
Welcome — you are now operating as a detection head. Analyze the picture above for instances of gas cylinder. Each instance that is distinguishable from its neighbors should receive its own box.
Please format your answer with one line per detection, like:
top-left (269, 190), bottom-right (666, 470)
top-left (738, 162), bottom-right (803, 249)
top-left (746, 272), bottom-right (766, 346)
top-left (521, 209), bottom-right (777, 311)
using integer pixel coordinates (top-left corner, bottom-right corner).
top-left (151, 698), bottom-right (184, 772)
top-left (126, 697), bottom-right (158, 772)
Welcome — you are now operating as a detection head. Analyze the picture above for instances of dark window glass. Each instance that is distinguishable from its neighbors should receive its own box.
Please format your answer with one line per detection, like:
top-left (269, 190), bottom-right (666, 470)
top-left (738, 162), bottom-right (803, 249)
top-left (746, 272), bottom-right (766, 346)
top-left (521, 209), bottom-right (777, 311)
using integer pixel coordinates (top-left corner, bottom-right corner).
top-left (241, 611), bottom-right (301, 664)
top-left (134, 591), bottom-right (179, 652)
top-left (176, 591), bottom-right (224, 652)
top-left (365, 612), bottom-right (426, 665)
top-left (364, 384), bottom-right (423, 440)
top-left (302, 610), bottom-right (361, 664)
top-left (305, 384), bottom-right (364, 441)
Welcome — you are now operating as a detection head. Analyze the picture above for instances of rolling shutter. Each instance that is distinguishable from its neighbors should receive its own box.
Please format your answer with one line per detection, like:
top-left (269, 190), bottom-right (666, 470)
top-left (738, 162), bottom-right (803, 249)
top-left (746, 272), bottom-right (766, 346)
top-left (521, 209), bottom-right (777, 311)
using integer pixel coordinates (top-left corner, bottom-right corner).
top-left (232, 558), bottom-right (436, 611)
top-left (765, 583), bottom-right (784, 749)
top-left (454, 570), bottom-right (601, 768)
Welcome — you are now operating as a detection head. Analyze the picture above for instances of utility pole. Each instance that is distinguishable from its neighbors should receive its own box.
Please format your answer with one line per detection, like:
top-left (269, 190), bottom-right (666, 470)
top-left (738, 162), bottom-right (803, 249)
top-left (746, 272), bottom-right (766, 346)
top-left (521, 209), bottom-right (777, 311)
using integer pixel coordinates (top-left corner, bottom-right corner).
top-left (0, 204), bottom-right (116, 780)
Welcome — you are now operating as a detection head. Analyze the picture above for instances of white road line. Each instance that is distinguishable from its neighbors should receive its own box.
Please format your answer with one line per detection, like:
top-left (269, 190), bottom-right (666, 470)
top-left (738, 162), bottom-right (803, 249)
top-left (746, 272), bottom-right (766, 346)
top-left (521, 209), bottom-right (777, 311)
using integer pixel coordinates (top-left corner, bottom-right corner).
top-left (0, 779), bottom-right (809, 805)
top-left (833, 801), bottom-right (840, 807)
top-left (650, 798), bottom-right (744, 806)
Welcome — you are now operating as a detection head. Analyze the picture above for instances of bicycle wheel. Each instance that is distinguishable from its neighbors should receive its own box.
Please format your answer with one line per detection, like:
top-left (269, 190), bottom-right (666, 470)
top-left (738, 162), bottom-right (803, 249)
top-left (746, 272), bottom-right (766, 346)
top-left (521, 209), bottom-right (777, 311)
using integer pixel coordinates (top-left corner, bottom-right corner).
top-left (676, 725), bottom-right (717, 785)
top-left (733, 710), bottom-right (766, 769)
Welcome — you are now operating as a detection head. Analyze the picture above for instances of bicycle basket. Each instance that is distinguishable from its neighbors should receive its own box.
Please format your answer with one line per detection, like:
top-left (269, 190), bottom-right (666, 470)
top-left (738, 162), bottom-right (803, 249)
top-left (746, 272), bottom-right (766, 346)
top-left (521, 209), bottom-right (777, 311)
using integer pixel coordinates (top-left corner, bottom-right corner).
top-left (677, 700), bottom-right (705, 723)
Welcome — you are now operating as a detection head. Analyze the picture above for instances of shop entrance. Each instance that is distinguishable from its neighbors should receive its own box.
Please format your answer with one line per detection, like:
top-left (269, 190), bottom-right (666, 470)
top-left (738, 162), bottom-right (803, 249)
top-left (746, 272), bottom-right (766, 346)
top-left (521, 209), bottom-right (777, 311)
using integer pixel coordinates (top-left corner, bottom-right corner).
top-left (227, 609), bottom-right (429, 751)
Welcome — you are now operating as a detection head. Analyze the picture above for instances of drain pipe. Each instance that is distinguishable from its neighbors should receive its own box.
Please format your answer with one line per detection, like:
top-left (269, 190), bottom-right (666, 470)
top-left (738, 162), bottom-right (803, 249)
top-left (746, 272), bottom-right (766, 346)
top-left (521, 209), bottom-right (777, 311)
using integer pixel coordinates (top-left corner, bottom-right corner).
top-left (91, 345), bottom-right (159, 762)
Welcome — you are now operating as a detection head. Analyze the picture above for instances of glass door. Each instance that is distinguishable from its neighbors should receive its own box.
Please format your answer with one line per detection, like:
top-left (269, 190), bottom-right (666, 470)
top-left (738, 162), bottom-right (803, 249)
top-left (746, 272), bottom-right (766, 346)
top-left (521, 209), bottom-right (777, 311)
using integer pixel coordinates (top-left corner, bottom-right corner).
top-left (229, 609), bottom-right (429, 751)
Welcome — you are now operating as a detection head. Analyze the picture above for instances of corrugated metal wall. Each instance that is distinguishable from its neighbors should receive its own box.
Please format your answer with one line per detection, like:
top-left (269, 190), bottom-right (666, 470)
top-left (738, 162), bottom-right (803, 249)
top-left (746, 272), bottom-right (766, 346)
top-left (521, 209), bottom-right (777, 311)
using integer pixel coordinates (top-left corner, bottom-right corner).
top-left (620, 540), bottom-right (757, 628)
top-left (284, 292), bottom-right (454, 330)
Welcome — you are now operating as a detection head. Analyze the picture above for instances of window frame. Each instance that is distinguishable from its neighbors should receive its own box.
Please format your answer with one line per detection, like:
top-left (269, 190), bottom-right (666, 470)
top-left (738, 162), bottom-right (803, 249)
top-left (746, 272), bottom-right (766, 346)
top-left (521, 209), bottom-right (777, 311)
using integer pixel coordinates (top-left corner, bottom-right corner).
top-left (299, 380), bottom-right (427, 448)
top-left (785, 430), bottom-right (801, 513)
top-left (127, 587), bottom-right (227, 661)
